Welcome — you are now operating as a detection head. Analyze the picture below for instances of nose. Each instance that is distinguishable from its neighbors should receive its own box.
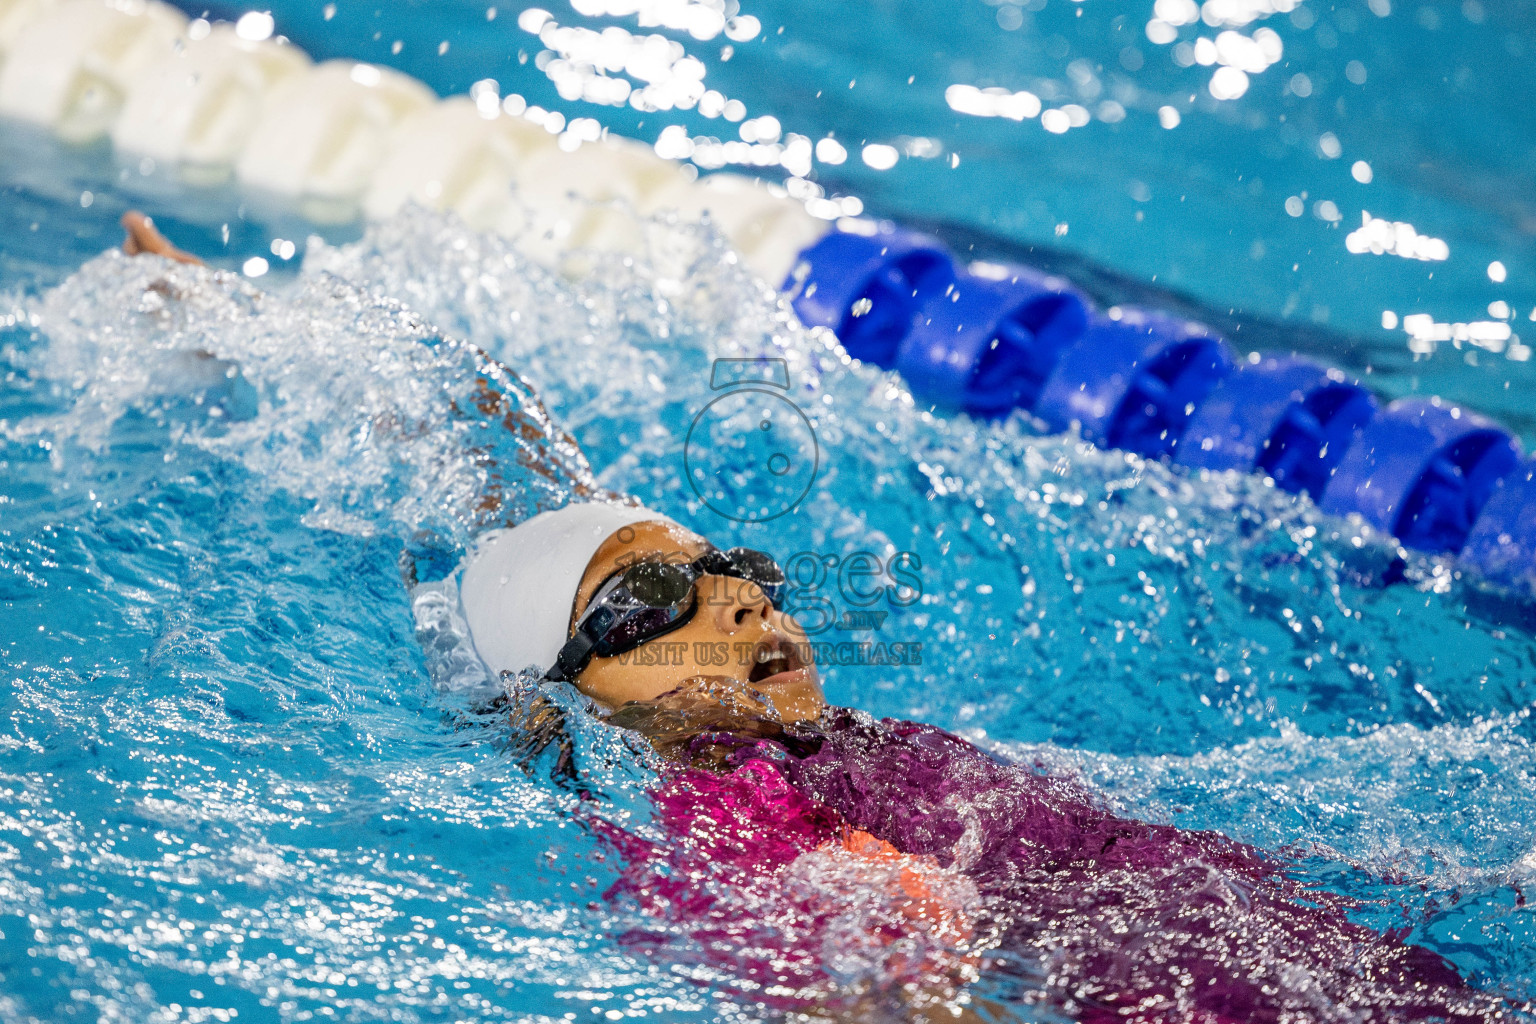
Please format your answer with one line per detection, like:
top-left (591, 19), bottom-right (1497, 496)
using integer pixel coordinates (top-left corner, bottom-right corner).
top-left (703, 574), bottom-right (773, 632)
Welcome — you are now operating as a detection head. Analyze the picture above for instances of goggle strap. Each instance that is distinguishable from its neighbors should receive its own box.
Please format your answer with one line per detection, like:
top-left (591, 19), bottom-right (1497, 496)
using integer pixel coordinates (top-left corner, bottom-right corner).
top-left (549, 631), bottom-right (597, 682)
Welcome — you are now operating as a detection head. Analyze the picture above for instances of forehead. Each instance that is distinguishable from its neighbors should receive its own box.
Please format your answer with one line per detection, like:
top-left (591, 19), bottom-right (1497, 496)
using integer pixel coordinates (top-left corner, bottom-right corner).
top-left (570, 519), bottom-right (711, 621)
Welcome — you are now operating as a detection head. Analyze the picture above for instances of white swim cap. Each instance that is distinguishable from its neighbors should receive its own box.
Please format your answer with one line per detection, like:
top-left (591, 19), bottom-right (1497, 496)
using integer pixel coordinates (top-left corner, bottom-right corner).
top-left (459, 502), bottom-right (676, 680)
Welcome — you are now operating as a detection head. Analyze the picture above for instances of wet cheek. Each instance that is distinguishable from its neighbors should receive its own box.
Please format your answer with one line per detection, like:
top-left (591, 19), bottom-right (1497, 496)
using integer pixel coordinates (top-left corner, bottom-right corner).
top-left (672, 612), bottom-right (732, 652)
top-left (675, 637), bottom-right (723, 676)
top-left (671, 617), bottom-right (748, 679)
top-left (584, 665), bottom-right (679, 706)
top-left (581, 618), bottom-right (751, 701)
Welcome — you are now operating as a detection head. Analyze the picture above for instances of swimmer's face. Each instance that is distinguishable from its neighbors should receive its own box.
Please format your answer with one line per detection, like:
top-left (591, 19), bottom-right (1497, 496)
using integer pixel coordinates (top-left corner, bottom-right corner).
top-left (567, 520), bottom-right (824, 722)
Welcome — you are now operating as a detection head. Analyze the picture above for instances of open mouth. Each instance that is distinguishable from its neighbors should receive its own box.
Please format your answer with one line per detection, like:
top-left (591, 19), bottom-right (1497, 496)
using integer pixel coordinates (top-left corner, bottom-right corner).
top-left (746, 631), bottom-right (807, 685)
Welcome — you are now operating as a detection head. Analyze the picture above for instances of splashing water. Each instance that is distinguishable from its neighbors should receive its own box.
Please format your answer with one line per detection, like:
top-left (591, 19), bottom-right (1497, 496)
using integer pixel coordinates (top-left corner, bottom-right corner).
top-left (17, 249), bottom-right (597, 540)
top-left (2, 206), bottom-right (1535, 1020)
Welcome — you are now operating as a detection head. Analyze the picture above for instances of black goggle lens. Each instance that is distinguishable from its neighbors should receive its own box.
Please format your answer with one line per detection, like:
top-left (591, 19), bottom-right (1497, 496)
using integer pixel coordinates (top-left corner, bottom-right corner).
top-left (723, 547), bottom-right (785, 592)
top-left (616, 548), bottom-right (783, 610)
top-left (594, 605), bottom-right (687, 656)
top-left (620, 561), bottom-right (692, 608)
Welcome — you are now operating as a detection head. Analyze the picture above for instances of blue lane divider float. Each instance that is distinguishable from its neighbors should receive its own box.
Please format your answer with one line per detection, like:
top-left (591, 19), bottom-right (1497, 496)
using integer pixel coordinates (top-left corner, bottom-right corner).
top-left (1178, 355), bottom-right (1377, 500)
top-left (1318, 398), bottom-right (1520, 553)
top-left (1034, 307), bottom-right (1232, 459)
top-left (1464, 461), bottom-right (1536, 589)
top-left (789, 222), bottom-right (1533, 580)
top-left (785, 226), bottom-right (955, 367)
top-left (893, 265), bottom-right (1089, 418)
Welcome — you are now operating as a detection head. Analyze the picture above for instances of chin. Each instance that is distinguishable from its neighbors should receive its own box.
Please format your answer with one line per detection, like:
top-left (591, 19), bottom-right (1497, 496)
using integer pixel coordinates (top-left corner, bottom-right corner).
top-left (746, 666), bottom-right (825, 723)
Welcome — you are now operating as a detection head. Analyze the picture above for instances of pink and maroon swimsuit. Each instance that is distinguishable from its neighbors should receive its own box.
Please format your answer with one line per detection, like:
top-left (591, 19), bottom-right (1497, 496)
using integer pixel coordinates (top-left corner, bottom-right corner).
top-left (598, 710), bottom-right (1507, 1022)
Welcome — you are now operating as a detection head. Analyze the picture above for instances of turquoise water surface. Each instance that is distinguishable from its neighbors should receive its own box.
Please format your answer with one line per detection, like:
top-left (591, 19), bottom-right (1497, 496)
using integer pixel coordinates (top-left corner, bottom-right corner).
top-left (2, 0), bottom-right (1536, 1020)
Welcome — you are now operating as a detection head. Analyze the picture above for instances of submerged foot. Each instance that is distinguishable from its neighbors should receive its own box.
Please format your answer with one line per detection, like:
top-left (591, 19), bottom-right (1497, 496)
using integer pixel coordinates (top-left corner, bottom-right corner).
top-left (121, 211), bottom-right (203, 266)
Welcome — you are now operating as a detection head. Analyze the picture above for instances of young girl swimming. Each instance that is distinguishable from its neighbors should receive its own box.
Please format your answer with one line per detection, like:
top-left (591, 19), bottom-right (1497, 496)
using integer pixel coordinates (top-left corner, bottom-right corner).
top-left (118, 212), bottom-right (1516, 1023)
top-left (462, 502), bottom-right (1506, 1024)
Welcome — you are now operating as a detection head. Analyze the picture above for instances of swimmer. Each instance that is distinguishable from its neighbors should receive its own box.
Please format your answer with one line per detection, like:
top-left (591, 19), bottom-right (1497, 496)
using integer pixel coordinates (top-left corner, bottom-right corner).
top-left (457, 500), bottom-right (1508, 1024)
top-left (119, 213), bottom-right (1517, 1024)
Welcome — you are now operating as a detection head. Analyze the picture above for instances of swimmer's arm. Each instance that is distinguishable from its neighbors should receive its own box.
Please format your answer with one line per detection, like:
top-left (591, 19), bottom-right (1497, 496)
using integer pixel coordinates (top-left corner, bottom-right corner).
top-left (459, 356), bottom-right (614, 524)
top-left (118, 212), bottom-right (613, 523)
top-left (796, 831), bottom-right (993, 1020)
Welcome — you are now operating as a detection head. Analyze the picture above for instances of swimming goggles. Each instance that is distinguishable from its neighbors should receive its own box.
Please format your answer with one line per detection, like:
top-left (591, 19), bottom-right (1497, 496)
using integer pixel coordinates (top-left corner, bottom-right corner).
top-left (545, 547), bottom-right (786, 682)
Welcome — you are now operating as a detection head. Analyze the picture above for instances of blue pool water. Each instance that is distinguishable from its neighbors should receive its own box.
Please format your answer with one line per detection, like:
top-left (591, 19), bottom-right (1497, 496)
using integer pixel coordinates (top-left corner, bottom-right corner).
top-left (3, 0), bottom-right (1536, 1020)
